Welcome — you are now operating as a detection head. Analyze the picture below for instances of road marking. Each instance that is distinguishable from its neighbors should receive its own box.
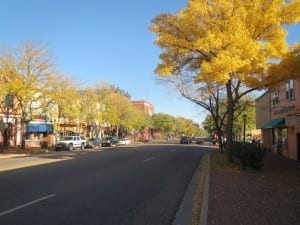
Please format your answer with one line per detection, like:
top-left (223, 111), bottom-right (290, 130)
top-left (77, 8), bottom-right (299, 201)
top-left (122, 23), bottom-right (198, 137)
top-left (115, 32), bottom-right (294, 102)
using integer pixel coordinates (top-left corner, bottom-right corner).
top-left (143, 157), bottom-right (155, 162)
top-left (0, 194), bottom-right (56, 217)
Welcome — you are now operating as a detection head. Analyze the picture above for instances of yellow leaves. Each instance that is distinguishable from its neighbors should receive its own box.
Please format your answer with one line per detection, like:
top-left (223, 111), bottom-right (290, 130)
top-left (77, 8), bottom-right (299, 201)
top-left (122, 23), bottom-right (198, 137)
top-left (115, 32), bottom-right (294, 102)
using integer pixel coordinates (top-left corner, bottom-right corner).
top-left (150, 0), bottom-right (300, 88)
top-left (155, 64), bottom-right (176, 77)
top-left (268, 43), bottom-right (300, 82)
top-left (280, 0), bottom-right (300, 24)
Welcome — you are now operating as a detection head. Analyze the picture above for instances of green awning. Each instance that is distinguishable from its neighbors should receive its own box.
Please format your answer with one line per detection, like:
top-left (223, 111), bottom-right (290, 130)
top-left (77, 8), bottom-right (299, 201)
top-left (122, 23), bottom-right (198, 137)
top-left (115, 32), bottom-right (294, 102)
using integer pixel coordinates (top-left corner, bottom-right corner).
top-left (262, 118), bottom-right (285, 129)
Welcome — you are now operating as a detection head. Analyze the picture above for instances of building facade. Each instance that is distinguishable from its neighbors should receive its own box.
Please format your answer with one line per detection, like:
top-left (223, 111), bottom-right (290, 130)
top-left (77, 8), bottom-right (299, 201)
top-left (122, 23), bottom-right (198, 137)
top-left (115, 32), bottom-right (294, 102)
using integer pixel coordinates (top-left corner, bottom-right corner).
top-left (131, 100), bottom-right (154, 141)
top-left (256, 79), bottom-right (300, 160)
top-left (131, 100), bottom-right (154, 117)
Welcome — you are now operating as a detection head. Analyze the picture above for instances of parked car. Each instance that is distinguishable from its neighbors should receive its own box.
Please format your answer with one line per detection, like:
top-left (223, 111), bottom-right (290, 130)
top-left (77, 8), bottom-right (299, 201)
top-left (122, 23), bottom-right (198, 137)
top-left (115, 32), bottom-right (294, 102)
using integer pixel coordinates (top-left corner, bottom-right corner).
top-left (86, 137), bottom-right (102, 148)
top-left (119, 138), bottom-right (131, 145)
top-left (55, 136), bottom-right (86, 151)
top-left (101, 136), bottom-right (119, 147)
top-left (180, 136), bottom-right (190, 144)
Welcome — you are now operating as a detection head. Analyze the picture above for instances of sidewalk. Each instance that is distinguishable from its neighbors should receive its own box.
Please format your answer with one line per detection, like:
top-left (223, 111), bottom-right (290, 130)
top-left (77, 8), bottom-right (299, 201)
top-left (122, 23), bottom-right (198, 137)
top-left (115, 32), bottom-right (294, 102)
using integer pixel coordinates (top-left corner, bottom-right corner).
top-left (207, 152), bottom-right (300, 225)
top-left (0, 148), bottom-right (49, 159)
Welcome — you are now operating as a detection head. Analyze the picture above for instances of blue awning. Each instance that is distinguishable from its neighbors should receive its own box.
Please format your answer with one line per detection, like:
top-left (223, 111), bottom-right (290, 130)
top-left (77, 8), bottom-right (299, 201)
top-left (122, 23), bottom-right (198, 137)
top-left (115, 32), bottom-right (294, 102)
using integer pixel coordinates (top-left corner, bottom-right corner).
top-left (26, 123), bottom-right (54, 133)
top-left (262, 118), bottom-right (285, 129)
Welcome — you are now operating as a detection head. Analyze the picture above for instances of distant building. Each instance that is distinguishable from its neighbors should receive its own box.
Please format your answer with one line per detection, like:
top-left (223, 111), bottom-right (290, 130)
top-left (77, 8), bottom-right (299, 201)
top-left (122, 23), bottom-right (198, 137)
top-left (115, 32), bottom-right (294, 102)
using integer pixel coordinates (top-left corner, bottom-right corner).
top-left (131, 100), bottom-right (154, 141)
top-left (131, 100), bottom-right (154, 117)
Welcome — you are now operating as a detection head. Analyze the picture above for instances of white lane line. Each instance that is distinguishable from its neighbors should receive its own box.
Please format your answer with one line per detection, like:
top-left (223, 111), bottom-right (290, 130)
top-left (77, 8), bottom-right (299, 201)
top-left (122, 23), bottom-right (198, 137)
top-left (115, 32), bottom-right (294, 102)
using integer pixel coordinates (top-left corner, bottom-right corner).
top-left (0, 194), bottom-right (56, 217)
top-left (143, 157), bottom-right (155, 162)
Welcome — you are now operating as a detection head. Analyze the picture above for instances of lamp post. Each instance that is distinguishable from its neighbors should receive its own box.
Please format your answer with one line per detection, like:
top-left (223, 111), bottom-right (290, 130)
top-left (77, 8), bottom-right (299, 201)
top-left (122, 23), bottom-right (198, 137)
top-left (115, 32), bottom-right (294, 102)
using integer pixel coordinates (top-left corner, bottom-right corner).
top-left (242, 114), bottom-right (247, 169)
top-left (243, 114), bottom-right (247, 144)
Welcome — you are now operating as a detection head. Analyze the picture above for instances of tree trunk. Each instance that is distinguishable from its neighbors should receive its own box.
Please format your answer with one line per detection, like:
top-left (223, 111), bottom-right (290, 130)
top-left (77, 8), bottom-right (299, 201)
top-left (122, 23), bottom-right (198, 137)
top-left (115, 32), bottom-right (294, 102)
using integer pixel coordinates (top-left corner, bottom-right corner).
top-left (20, 121), bottom-right (26, 149)
top-left (225, 80), bottom-right (234, 163)
top-left (217, 131), bottom-right (224, 152)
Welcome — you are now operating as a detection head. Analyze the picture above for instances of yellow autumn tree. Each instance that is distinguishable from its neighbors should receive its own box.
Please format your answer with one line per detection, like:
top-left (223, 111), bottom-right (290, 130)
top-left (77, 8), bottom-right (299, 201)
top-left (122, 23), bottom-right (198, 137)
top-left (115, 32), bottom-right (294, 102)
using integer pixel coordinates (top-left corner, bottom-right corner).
top-left (0, 42), bottom-right (57, 148)
top-left (268, 43), bottom-right (300, 82)
top-left (150, 0), bottom-right (300, 161)
top-left (46, 72), bottom-right (80, 136)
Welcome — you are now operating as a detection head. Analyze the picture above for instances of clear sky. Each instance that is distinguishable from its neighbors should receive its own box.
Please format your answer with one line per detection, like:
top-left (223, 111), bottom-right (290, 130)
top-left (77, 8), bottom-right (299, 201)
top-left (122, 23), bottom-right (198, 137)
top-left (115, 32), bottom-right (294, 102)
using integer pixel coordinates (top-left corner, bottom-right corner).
top-left (0, 0), bottom-right (299, 125)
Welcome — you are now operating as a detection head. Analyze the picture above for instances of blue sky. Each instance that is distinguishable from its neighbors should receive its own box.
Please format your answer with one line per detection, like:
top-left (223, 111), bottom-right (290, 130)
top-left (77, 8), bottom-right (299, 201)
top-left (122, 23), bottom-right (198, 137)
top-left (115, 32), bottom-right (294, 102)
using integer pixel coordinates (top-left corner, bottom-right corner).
top-left (0, 0), bottom-right (299, 125)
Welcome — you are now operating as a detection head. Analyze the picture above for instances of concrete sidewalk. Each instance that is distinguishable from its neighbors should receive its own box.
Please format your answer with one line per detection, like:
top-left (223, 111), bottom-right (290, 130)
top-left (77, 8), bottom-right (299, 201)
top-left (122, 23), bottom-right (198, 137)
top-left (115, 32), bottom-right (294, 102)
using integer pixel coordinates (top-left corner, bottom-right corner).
top-left (207, 152), bottom-right (300, 225)
top-left (0, 153), bottom-right (28, 159)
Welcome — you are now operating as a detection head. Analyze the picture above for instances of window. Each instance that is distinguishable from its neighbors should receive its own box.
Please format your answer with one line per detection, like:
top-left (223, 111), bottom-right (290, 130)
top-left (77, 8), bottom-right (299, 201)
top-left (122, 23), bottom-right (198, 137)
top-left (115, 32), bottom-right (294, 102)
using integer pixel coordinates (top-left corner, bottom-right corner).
top-left (272, 91), bottom-right (279, 105)
top-left (285, 80), bottom-right (294, 100)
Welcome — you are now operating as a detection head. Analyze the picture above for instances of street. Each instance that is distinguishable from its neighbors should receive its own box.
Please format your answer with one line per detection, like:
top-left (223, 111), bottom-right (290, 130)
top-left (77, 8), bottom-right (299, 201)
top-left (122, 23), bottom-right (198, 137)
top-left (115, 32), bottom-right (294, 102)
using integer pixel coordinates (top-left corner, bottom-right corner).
top-left (0, 144), bottom-right (208, 225)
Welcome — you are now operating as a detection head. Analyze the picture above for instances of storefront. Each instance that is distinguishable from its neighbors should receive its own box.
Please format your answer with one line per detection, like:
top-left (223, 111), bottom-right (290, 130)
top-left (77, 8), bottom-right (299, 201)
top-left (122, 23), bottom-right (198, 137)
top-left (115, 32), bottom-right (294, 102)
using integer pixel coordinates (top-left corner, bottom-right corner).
top-left (25, 122), bottom-right (54, 148)
top-left (261, 117), bottom-right (300, 160)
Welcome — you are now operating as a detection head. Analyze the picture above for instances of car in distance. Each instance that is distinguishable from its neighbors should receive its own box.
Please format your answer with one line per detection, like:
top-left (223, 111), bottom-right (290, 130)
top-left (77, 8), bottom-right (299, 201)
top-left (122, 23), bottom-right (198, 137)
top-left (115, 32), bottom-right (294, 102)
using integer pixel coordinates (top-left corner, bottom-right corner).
top-left (86, 137), bottom-right (102, 149)
top-left (55, 136), bottom-right (86, 151)
top-left (119, 138), bottom-right (131, 145)
top-left (101, 136), bottom-right (119, 147)
top-left (180, 136), bottom-right (190, 144)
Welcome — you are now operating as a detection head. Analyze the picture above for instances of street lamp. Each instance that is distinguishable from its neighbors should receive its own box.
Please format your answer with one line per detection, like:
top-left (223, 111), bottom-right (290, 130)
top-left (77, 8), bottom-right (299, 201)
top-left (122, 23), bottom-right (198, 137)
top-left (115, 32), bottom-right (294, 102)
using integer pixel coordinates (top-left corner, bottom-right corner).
top-left (242, 114), bottom-right (247, 169)
top-left (243, 114), bottom-right (247, 144)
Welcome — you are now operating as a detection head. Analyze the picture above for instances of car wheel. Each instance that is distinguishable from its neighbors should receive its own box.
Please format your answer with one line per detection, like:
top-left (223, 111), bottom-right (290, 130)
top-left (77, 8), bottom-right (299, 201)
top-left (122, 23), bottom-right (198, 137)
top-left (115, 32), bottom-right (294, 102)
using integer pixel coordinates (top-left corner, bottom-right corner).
top-left (69, 144), bottom-right (74, 151)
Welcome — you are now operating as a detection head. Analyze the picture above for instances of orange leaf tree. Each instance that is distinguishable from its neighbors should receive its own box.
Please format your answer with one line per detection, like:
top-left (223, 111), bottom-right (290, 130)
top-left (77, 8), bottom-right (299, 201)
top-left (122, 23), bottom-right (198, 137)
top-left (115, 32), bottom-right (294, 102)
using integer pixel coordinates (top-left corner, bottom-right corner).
top-left (150, 0), bottom-right (300, 162)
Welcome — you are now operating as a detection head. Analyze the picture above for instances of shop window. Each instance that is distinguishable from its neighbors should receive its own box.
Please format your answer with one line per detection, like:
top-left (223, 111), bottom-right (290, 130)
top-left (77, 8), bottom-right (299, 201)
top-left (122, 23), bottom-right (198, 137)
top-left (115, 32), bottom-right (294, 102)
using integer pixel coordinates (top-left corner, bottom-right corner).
top-left (282, 128), bottom-right (288, 150)
top-left (273, 128), bottom-right (288, 152)
top-left (272, 91), bottom-right (279, 105)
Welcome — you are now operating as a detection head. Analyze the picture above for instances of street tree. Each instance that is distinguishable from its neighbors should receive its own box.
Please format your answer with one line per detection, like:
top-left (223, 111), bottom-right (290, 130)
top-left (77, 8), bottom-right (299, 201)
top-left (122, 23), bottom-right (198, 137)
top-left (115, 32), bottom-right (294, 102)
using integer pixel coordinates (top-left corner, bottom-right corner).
top-left (77, 86), bottom-right (100, 137)
top-left (150, 0), bottom-right (300, 162)
top-left (152, 113), bottom-right (175, 136)
top-left (0, 42), bottom-right (57, 147)
top-left (129, 107), bottom-right (152, 137)
top-left (102, 88), bottom-right (133, 136)
top-left (157, 74), bottom-right (230, 149)
top-left (46, 73), bottom-right (80, 135)
top-left (202, 99), bottom-right (256, 141)
top-left (268, 43), bottom-right (300, 82)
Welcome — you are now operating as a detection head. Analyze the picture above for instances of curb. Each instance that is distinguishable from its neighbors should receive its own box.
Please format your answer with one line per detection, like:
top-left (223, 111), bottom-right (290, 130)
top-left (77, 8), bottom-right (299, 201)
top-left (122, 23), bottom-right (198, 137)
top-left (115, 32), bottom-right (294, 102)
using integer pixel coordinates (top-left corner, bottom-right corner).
top-left (172, 152), bottom-right (210, 225)
top-left (0, 153), bottom-right (28, 159)
top-left (199, 154), bottom-right (210, 225)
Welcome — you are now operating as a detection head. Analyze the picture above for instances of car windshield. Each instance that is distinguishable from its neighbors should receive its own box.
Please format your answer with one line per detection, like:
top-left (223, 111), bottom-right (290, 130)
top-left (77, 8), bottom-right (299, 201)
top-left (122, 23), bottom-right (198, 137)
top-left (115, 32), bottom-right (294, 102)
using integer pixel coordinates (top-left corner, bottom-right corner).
top-left (62, 137), bottom-right (73, 141)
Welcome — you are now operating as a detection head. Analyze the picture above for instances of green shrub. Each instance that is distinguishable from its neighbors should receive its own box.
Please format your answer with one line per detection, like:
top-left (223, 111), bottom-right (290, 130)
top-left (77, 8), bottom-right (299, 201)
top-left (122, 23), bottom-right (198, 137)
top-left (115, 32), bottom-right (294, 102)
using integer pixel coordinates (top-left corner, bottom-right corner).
top-left (232, 142), bottom-right (264, 170)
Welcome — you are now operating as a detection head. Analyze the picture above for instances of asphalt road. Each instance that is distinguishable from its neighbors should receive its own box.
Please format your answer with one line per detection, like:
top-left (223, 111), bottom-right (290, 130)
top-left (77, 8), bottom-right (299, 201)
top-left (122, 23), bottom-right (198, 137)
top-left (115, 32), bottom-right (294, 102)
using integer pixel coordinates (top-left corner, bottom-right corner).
top-left (0, 144), bottom-right (207, 225)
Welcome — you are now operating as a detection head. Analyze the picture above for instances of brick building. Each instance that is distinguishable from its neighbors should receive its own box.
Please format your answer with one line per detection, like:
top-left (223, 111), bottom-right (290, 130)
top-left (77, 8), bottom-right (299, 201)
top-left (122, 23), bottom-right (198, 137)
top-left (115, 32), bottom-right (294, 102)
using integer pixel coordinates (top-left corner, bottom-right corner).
top-left (131, 100), bottom-right (154, 141)
top-left (256, 79), bottom-right (300, 160)
top-left (131, 100), bottom-right (154, 117)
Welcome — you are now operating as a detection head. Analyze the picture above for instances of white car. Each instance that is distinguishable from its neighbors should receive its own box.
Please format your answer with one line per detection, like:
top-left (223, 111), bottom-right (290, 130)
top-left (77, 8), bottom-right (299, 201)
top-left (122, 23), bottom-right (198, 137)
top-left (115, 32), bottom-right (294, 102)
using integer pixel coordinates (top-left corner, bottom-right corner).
top-left (119, 138), bottom-right (131, 145)
top-left (55, 136), bottom-right (86, 151)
